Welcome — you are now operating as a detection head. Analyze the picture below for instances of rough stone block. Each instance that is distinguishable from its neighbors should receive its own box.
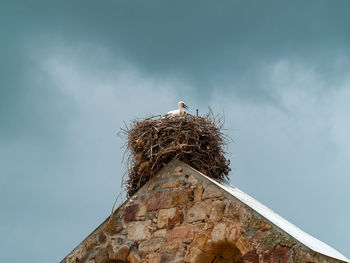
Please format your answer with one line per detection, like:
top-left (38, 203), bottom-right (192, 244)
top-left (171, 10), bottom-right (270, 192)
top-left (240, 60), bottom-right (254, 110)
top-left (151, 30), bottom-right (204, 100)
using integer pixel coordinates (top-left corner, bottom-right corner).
top-left (185, 202), bottom-right (207, 223)
top-left (166, 225), bottom-right (194, 243)
top-left (210, 200), bottom-right (226, 222)
top-left (193, 185), bottom-right (203, 202)
top-left (128, 249), bottom-right (142, 263)
top-left (98, 231), bottom-right (107, 244)
top-left (157, 207), bottom-right (177, 228)
top-left (124, 202), bottom-right (147, 222)
top-left (66, 244), bottom-right (87, 263)
top-left (211, 222), bottom-right (226, 243)
top-left (194, 222), bottom-right (213, 233)
top-left (243, 249), bottom-right (259, 263)
top-left (94, 248), bottom-right (109, 263)
top-left (168, 209), bottom-right (182, 227)
top-left (147, 252), bottom-right (161, 263)
top-left (225, 224), bottom-right (239, 243)
top-left (105, 215), bottom-right (123, 235)
top-left (160, 246), bottom-right (186, 263)
top-left (234, 236), bottom-right (251, 255)
top-left (262, 246), bottom-right (290, 263)
top-left (124, 204), bottom-right (140, 222)
top-left (139, 238), bottom-right (165, 254)
top-left (83, 236), bottom-right (96, 250)
top-left (127, 221), bottom-right (151, 241)
top-left (190, 233), bottom-right (210, 251)
top-left (172, 188), bottom-right (192, 206)
top-left (184, 246), bottom-right (215, 263)
top-left (147, 191), bottom-right (173, 211)
top-left (153, 229), bottom-right (167, 238)
top-left (108, 242), bottom-right (130, 261)
top-left (202, 185), bottom-right (223, 200)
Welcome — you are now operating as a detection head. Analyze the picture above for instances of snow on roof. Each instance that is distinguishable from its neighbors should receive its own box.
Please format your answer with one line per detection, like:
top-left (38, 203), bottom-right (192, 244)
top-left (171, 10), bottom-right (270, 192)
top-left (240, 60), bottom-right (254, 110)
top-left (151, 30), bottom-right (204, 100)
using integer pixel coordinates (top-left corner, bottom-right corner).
top-left (186, 165), bottom-right (349, 262)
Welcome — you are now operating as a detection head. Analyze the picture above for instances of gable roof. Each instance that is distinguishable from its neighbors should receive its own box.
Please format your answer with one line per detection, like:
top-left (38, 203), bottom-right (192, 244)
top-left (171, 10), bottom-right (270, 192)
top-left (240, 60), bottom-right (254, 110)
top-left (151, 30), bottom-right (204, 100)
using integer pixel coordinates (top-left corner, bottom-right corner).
top-left (183, 163), bottom-right (349, 263)
top-left (61, 160), bottom-right (349, 263)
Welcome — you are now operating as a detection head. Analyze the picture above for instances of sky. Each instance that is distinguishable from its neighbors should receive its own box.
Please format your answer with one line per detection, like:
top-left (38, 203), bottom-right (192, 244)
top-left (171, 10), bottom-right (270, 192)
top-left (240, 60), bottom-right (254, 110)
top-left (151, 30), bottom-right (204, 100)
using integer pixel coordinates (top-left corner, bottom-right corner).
top-left (1, 1), bottom-right (350, 262)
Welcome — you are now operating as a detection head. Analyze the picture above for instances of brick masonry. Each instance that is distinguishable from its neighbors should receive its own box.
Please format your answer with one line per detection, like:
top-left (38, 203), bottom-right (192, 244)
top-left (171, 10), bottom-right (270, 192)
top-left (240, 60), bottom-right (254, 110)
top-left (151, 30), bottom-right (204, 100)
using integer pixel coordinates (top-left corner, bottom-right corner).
top-left (62, 160), bottom-right (346, 263)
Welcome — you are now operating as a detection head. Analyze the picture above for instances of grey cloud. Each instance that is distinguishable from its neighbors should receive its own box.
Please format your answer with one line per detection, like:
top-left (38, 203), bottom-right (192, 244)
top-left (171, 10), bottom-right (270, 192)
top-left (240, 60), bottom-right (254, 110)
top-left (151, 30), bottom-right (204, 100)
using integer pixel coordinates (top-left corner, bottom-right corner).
top-left (2, 1), bottom-right (350, 261)
top-left (4, 1), bottom-right (350, 103)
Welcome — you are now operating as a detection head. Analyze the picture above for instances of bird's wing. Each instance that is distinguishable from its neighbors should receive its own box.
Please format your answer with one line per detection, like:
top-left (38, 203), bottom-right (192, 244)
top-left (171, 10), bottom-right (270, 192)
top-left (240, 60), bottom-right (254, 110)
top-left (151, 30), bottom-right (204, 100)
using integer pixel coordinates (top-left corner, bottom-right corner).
top-left (167, 109), bottom-right (179, 115)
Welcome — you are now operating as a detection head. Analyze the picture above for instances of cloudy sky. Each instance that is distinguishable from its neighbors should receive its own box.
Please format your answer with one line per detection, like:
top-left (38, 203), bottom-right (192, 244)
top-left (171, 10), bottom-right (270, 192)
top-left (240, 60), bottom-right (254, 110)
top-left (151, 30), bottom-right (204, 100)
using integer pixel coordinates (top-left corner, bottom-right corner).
top-left (1, 1), bottom-right (350, 262)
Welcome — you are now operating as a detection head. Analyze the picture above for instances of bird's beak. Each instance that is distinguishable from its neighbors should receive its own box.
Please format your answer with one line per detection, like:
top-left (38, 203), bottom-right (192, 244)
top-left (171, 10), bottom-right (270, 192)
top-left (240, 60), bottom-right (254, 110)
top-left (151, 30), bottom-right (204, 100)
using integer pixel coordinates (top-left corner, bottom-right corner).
top-left (184, 104), bottom-right (189, 109)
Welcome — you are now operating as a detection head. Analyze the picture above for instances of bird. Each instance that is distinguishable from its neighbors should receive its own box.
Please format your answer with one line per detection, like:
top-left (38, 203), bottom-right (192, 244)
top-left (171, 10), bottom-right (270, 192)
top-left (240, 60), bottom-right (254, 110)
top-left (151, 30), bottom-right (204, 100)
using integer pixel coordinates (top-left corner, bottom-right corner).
top-left (166, 101), bottom-right (189, 117)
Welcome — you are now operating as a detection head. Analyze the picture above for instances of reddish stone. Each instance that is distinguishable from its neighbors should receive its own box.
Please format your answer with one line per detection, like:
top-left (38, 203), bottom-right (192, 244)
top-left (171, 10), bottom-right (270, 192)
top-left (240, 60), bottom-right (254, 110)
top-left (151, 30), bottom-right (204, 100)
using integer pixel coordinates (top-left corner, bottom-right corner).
top-left (124, 204), bottom-right (140, 222)
top-left (262, 251), bottom-right (272, 262)
top-left (243, 249), bottom-right (259, 263)
top-left (262, 247), bottom-right (290, 263)
top-left (272, 247), bottom-right (290, 263)
top-left (166, 225), bottom-right (194, 243)
top-left (98, 231), bottom-right (106, 243)
top-left (147, 190), bottom-right (173, 211)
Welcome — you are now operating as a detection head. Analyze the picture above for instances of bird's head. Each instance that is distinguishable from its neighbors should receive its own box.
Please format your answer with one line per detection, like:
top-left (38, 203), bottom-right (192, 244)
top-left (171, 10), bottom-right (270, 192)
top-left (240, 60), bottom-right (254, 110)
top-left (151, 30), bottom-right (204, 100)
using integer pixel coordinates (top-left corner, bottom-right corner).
top-left (178, 101), bottom-right (189, 109)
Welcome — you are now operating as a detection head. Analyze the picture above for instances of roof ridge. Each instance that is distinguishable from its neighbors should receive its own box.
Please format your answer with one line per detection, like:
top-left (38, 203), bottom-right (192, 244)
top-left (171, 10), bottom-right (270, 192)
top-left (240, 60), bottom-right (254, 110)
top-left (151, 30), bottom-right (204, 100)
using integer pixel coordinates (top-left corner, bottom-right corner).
top-left (181, 161), bottom-right (349, 263)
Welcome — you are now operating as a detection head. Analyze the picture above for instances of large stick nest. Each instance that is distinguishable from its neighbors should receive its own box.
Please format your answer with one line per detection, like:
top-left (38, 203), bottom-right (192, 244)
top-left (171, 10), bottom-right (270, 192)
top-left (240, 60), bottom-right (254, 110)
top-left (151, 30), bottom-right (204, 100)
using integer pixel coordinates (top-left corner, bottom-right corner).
top-left (121, 113), bottom-right (231, 197)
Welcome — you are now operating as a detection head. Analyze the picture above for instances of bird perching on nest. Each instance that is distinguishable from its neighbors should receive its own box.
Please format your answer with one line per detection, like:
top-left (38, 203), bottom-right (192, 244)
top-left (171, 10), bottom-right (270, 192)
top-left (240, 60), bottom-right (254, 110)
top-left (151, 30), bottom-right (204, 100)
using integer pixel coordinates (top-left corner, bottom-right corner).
top-left (166, 101), bottom-right (189, 117)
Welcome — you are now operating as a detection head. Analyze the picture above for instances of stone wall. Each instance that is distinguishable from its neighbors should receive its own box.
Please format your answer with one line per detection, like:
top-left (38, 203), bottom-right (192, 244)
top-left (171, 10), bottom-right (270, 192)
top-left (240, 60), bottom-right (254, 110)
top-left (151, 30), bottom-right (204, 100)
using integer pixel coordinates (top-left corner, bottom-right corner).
top-left (62, 161), bottom-right (345, 263)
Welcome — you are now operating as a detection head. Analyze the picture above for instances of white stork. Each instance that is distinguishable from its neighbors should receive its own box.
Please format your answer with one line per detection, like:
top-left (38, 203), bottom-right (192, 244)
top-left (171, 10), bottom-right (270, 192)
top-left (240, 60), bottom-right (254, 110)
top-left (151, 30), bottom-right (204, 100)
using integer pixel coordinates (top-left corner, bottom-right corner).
top-left (166, 101), bottom-right (189, 117)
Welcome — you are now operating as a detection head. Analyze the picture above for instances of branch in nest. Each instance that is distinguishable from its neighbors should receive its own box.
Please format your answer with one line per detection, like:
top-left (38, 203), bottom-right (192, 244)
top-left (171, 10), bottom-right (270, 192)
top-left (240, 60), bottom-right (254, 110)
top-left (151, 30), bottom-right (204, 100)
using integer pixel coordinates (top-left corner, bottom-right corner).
top-left (121, 113), bottom-right (231, 197)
